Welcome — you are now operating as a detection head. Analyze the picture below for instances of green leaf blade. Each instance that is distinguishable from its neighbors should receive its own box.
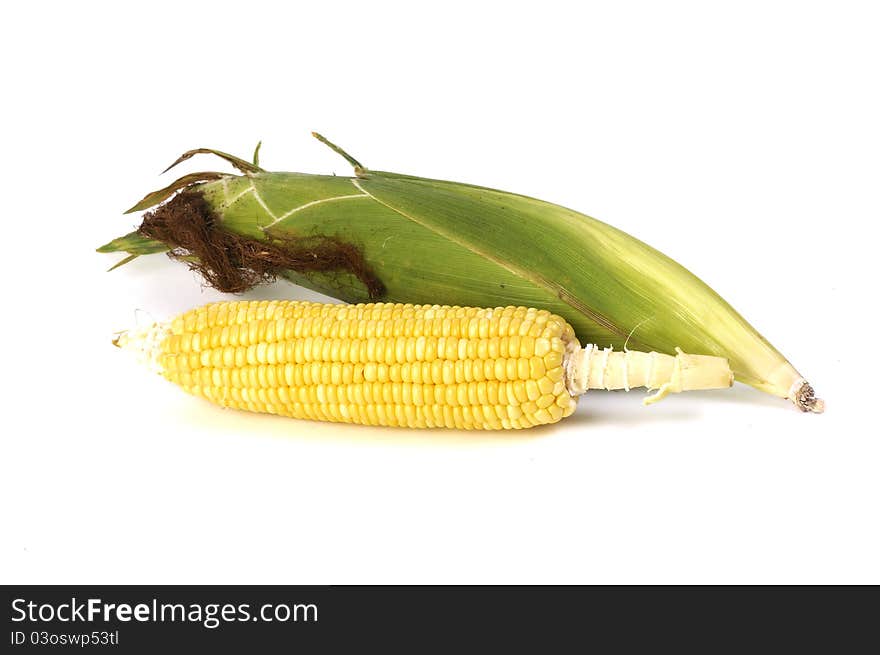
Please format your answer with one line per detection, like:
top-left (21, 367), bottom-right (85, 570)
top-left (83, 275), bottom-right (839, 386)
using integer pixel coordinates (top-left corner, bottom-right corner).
top-left (97, 230), bottom-right (168, 255)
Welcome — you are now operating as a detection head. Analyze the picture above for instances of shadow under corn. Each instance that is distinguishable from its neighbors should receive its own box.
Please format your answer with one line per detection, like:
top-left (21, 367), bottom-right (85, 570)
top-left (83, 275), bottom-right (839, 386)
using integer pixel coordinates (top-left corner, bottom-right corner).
top-left (159, 382), bottom-right (786, 446)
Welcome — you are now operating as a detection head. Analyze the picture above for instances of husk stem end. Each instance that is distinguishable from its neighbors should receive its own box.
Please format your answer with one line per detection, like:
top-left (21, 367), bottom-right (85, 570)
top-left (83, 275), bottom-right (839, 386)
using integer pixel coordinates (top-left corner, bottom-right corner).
top-left (793, 381), bottom-right (825, 413)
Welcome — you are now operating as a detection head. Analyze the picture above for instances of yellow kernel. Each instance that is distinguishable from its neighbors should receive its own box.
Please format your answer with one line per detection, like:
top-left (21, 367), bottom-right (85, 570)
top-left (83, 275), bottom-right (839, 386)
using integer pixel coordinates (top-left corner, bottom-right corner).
top-left (534, 338), bottom-right (551, 357)
top-left (496, 382), bottom-right (510, 405)
top-left (456, 384), bottom-right (469, 407)
top-left (441, 361), bottom-right (455, 385)
top-left (520, 400), bottom-right (538, 417)
top-left (445, 385), bottom-right (458, 406)
top-left (311, 337), bottom-right (324, 361)
top-left (422, 361), bottom-right (435, 384)
top-left (529, 357), bottom-right (546, 379)
top-left (543, 351), bottom-right (564, 368)
top-left (486, 381), bottom-right (499, 405)
top-left (506, 359), bottom-right (519, 381)
top-left (525, 379), bottom-right (540, 401)
top-left (536, 393), bottom-right (555, 409)
top-left (477, 340), bottom-right (489, 360)
top-left (267, 342), bottom-right (279, 365)
top-left (533, 408), bottom-right (553, 424)
top-left (519, 336), bottom-right (536, 358)
top-left (546, 365), bottom-right (564, 382)
top-left (452, 360), bottom-right (465, 383)
top-left (247, 321), bottom-right (260, 344)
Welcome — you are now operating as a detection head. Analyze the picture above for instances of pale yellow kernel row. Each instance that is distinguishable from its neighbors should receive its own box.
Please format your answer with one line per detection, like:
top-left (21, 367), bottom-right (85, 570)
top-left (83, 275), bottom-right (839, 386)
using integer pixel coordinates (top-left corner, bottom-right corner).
top-left (173, 301), bottom-right (572, 342)
top-left (186, 299), bottom-right (548, 327)
top-left (187, 390), bottom-right (572, 429)
top-left (168, 376), bottom-right (571, 410)
top-left (161, 351), bottom-right (561, 385)
top-left (166, 359), bottom-right (562, 389)
top-left (172, 316), bottom-right (569, 348)
top-left (162, 336), bottom-right (564, 368)
top-left (169, 320), bottom-right (569, 354)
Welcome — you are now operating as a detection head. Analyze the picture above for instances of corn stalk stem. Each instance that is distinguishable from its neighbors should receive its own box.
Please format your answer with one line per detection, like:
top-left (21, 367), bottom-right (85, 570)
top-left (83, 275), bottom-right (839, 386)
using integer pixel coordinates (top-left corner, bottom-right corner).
top-left (565, 345), bottom-right (733, 405)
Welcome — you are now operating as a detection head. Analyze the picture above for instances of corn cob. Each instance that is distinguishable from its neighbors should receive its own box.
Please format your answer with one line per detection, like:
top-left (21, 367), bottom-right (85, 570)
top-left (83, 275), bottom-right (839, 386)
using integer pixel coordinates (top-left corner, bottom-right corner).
top-left (99, 135), bottom-right (822, 412)
top-left (116, 300), bottom-right (733, 430)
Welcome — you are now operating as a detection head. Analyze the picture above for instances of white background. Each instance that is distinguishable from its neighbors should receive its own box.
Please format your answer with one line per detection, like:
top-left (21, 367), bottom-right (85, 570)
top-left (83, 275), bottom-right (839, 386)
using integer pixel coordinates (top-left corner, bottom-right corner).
top-left (1, 1), bottom-right (877, 584)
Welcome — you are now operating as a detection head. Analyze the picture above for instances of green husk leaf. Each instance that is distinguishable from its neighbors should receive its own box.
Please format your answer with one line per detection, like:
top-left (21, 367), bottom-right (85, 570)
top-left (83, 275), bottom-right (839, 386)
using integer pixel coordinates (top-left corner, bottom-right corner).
top-left (124, 172), bottom-right (228, 214)
top-left (162, 148), bottom-right (264, 175)
top-left (311, 132), bottom-right (365, 173)
top-left (252, 141), bottom-right (262, 167)
top-left (97, 230), bottom-right (168, 255)
top-left (107, 253), bottom-right (140, 271)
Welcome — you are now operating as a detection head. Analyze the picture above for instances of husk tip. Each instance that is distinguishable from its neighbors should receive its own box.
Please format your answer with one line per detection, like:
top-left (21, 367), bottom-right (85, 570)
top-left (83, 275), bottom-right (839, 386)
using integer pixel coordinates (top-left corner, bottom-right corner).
top-left (793, 381), bottom-right (824, 413)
